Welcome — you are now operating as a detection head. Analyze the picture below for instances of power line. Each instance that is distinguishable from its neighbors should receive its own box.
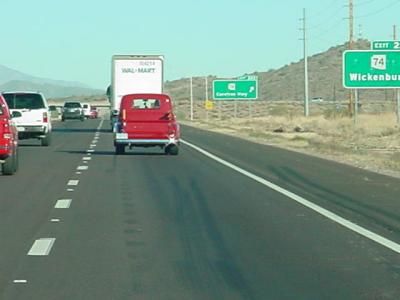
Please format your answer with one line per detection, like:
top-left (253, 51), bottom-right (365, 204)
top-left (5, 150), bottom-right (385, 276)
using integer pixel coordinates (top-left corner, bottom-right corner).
top-left (307, 0), bottom-right (339, 19)
top-left (356, 0), bottom-right (400, 18)
top-left (307, 5), bottom-right (346, 31)
top-left (308, 19), bottom-right (345, 39)
top-left (357, 0), bottom-right (378, 6)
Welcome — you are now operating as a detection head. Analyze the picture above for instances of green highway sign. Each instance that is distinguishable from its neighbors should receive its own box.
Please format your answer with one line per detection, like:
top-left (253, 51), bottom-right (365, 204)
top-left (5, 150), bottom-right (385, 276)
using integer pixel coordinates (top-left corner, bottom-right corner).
top-left (371, 40), bottom-right (400, 50)
top-left (343, 50), bottom-right (400, 88)
top-left (213, 79), bottom-right (258, 100)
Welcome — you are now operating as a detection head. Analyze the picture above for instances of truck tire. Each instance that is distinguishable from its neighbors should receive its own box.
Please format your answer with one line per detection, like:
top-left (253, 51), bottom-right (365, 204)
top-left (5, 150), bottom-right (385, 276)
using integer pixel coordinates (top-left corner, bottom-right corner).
top-left (80, 116), bottom-right (85, 122)
top-left (2, 153), bottom-right (16, 175)
top-left (41, 133), bottom-right (51, 146)
top-left (165, 145), bottom-right (179, 155)
top-left (115, 144), bottom-right (125, 155)
top-left (13, 148), bottom-right (19, 172)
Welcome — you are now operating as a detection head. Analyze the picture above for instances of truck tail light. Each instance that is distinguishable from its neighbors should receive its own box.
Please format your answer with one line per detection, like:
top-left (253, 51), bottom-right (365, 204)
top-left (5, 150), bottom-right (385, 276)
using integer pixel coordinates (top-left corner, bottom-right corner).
top-left (43, 112), bottom-right (48, 123)
top-left (3, 122), bottom-right (12, 139)
top-left (161, 112), bottom-right (174, 121)
top-left (122, 109), bottom-right (126, 122)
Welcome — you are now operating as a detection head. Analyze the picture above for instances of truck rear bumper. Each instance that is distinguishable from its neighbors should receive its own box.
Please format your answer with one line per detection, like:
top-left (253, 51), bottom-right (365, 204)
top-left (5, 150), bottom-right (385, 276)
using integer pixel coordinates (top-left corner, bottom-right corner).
top-left (115, 138), bottom-right (179, 147)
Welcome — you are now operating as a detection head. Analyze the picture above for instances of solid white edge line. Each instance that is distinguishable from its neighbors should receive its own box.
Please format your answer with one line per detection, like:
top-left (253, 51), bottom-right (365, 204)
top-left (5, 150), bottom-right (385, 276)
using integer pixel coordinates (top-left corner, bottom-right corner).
top-left (181, 139), bottom-right (400, 254)
top-left (27, 238), bottom-right (56, 256)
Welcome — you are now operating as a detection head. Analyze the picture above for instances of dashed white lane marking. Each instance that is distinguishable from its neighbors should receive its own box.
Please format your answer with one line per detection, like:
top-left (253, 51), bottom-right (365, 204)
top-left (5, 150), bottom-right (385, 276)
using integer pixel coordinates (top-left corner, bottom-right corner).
top-left (82, 157), bottom-right (92, 161)
top-left (67, 189), bottom-right (74, 192)
top-left (13, 280), bottom-right (27, 284)
top-left (181, 139), bottom-right (400, 254)
top-left (90, 144), bottom-right (96, 148)
top-left (87, 149), bottom-right (95, 153)
top-left (51, 219), bottom-right (60, 222)
top-left (92, 140), bottom-right (98, 144)
top-left (67, 180), bottom-right (79, 186)
top-left (87, 153), bottom-right (92, 156)
top-left (55, 199), bottom-right (72, 209)
top-left (27, 238), bottom-right (56, 256)
top-left (77, 166), bottom-right (88, 170)
top-left (76, 172), bottom-right (82, 175)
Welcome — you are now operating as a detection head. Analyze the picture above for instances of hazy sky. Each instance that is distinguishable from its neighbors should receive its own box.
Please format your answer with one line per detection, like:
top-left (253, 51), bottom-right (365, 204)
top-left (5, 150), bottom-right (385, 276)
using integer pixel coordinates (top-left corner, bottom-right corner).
top-left (1, 0), bottom-right (399, 89)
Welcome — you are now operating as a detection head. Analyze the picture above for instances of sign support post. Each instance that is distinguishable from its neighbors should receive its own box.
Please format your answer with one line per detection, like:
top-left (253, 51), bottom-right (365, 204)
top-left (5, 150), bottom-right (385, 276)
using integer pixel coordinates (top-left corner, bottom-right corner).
top-left (249, 100), bottom-right (252, 118)
top-left (354, 89), bottom-right (359, 124)
top-left (234, 101), bottom-right (237, 118)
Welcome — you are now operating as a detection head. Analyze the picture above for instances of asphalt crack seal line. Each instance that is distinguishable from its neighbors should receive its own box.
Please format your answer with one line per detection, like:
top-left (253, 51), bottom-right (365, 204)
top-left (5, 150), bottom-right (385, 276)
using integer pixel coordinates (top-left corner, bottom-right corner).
top-left (27, 238), bottom-right (56, 256)
top-left (181, 139), bottom-right (400, 254)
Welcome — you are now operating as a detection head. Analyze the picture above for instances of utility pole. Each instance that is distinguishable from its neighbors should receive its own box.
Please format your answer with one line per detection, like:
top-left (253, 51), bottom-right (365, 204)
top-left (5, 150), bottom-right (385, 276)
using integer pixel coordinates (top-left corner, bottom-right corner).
top-left (393, 24), bottom-right (397, 40)
top-left (190, 77), bottom-right (193, 121)
top-left (349, 0), bottom-right (354, 49)
top-left (300, 8), bottom-right (309, 117)
top-left (204, 76), bottom-right (208, 120)
top-left (348, 0), bottom-right (354, 115)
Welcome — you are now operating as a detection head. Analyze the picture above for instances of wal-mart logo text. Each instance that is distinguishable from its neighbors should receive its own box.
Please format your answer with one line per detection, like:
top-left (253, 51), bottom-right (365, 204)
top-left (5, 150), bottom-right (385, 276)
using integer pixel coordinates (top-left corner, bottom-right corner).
top-left (121, 68), bottom-right (156, 73)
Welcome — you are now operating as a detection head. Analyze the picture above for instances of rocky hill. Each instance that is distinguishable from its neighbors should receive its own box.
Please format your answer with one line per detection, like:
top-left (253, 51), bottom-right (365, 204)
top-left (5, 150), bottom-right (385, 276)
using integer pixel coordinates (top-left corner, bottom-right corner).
top-left (165, 39), bottom-right (397, 103)
top-left (0, 65), bottom-right (103, 97)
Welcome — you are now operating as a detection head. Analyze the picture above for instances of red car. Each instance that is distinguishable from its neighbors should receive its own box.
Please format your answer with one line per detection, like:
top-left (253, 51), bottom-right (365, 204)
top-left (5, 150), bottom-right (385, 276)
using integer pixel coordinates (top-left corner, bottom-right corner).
top-left (89, 107), bottom-right (98, 119)
top-left (114, 93), bottom-right (180, 155)
top-left (0, 95), bottom-right (19, 175)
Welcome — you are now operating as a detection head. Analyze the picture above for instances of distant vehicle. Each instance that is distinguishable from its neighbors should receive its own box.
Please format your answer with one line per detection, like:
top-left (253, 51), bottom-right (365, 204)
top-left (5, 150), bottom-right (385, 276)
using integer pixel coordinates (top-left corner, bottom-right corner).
top-left (2, 92), bottom-right (52, 146)
top-left (109, 55), bottom-right (164, 131)
top-left (114, 93), bottom-right (180, 155)
top-left (62, 102), bottom-right (84, 121)
top-left (82, 103), bottom-right (91, 118)
top-left (89, 107), bottom-right (98, 119)
top-left (0, 94), bottom-right (19, 175)
top-left (49, 105), bottom-right (61, 120)
top-left (311, 97), bottom-right (324, 103)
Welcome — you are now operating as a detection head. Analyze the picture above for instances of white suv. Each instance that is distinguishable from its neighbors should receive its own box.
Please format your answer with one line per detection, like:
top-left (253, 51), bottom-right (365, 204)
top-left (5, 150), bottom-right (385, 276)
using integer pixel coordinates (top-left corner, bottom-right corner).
top-left (2, 92), bottom-right (52, 146)
top-left (82, 103), bottom-right (91, 118)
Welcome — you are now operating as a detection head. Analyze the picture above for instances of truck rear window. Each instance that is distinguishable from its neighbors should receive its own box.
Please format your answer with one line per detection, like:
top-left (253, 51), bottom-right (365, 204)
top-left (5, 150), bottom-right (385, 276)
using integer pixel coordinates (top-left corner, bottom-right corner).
top-left (64, 102), bottom-right (81, 108)
top-left (132, 99), bottom-right (160, 109)
top-left (3, 93), bottom-right (45, 109)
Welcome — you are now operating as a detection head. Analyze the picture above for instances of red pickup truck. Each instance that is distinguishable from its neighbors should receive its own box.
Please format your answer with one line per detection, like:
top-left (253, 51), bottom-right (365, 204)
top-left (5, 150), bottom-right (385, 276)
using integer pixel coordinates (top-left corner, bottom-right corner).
top-left (0, 95), bottom-right (19, 175)
top-left (114, 93), bottom-right (180, 155)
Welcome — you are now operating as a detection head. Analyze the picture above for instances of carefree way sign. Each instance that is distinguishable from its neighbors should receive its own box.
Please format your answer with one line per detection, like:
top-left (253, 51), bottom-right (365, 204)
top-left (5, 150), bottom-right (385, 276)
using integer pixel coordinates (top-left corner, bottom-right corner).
top-left (213, 79), bottom-right (258, 100)
top-left (343, 50), bottom-right (400, 89)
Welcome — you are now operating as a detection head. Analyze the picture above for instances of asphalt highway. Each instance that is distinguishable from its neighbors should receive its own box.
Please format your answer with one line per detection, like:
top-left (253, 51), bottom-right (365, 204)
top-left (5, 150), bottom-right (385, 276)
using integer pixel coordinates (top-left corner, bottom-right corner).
top-left (1, 118), bottom-right (400, 299)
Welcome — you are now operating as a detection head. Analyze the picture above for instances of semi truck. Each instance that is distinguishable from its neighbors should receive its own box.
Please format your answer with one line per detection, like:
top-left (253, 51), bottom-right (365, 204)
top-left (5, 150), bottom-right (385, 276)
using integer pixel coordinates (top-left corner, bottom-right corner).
top-left (108, 55), bottom-right (164, 130)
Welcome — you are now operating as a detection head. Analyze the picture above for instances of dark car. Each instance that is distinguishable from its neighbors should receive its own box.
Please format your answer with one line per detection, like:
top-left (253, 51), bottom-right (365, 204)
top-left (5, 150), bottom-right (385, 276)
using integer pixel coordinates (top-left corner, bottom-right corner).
top-left (114, 93), bottom-right (180, 155)
top-left (0, 95), bottom-right (19, 175)
top-left (62, 102), bottom-right (84, 121)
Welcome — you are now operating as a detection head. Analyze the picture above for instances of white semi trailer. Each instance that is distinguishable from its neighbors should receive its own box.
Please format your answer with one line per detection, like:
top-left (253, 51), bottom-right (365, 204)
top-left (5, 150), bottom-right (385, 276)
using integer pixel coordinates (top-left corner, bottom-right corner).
top-left (108, 55), bottom-right (164, 130)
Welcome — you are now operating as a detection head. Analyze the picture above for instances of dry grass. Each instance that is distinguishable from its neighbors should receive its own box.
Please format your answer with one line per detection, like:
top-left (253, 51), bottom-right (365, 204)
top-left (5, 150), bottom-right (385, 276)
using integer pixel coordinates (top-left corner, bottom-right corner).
top-left (182, 112), bottom-right (400, 178)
